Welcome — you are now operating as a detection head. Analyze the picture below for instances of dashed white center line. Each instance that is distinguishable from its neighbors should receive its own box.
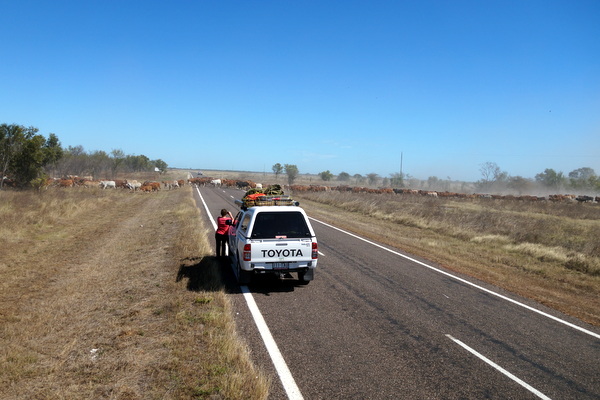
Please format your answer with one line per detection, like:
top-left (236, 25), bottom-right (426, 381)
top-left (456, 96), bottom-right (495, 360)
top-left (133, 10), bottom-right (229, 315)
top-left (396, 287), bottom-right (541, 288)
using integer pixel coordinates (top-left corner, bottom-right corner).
top-left (446, 335), bottom-right (552, 400)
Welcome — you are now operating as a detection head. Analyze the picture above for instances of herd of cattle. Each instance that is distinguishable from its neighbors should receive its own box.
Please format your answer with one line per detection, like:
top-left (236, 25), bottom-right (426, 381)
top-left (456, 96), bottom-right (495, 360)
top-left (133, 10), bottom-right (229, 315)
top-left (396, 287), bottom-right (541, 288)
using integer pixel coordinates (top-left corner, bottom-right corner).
top-left (289, 185), bottom-right (600, 203)
top-left (5, 175), bottom-right (598, 203)
top-left (189, 177), bottom-right (600, 204)
top-left (36, 176), bottom-right (187, 192)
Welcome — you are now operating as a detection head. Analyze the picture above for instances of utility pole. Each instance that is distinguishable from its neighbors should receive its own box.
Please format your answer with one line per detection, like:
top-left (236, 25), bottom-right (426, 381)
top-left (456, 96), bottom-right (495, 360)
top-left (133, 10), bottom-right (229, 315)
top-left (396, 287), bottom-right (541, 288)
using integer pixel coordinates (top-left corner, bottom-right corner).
top-left (400, 152), bottom-right (403, 178)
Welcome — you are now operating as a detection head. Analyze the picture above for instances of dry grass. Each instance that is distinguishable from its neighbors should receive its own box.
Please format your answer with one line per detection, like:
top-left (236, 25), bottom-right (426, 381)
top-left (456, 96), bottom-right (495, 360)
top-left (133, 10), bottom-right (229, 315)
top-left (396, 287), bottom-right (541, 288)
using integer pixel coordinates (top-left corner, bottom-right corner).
top-left (292, 190), bottom-right (600, 327)
top-left (0, 184), bottom-right (269, 399)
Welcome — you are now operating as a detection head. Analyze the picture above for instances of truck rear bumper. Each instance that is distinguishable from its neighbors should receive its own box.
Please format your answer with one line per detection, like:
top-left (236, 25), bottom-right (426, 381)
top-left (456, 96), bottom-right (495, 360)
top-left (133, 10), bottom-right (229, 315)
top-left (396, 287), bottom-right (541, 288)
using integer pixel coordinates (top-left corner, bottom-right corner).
top-left (240, 260), bottom-right (316, 272)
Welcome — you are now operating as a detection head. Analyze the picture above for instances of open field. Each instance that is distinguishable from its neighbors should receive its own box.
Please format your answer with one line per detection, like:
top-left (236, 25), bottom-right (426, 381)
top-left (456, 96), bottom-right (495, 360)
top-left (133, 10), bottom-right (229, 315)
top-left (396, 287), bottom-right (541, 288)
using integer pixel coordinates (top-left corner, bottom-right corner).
top-left (0, 183), bottom-right (269, 399)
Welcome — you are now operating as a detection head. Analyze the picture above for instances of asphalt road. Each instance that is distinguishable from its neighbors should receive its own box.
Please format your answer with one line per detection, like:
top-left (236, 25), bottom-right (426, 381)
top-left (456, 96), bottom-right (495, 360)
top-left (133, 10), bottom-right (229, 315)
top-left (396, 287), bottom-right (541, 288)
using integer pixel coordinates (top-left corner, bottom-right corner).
top-left (194, 184), bottom-right (600, 400)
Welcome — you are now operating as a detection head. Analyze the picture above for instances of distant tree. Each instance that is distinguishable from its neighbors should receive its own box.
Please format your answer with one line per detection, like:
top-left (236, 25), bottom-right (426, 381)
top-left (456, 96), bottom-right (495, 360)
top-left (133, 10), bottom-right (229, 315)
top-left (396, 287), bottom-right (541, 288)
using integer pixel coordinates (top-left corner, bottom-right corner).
top-left (88, 150), bottom-right (111, 178)
top-left (68, 145), bottom-right (85, 156)
top-left (477, 162), bottom-right (508, 191)
top-left (568, 167), bottom-right (596, 189)
top-left (284, 164), bottom-right (299, 185)
top-left (319, 170), bottom-right (334, 181)
top-left (338, 171), bottom-right (350, 181)
top-left (588, 175), bottom-right (600, 192)
top-left (569, 167), bottom-right (595, 180)
top-left (367, 173), bottom-right (379, 186)
top-left (14, 133), bottom-right (50, 187)
top-left (1, 124), bottom-right (28, 188)
top-left (1, 124), bottom-right (51, 188)
top-left (427, 176), bottom-right (440, 188)
top-left (55, 145), bottom-right (87, 177)
top-left (535, 168), bottom-right (566, 191)
top-left (111, 148), bottom-right (125, 159)
top-left (14, 134), bottom-right (47, 187)
top-left (272, 163), bottom-right (283, 179)
top-left (353, 173), bottom-right (364, 184)
top-left (389, 173), bottom-right (404, 187)
top-left (42, 133), bottom-right (63, 169)
top-left (0, 124), bottom-right (18, 187)
top-left (153, 159), bottom-right (168, 173)
top-left (507, 176), bottom-right (533, 195)
top-left (111, 149), bottom-right (126, 176)
top-left (125, 154), bottom-right (151, 172)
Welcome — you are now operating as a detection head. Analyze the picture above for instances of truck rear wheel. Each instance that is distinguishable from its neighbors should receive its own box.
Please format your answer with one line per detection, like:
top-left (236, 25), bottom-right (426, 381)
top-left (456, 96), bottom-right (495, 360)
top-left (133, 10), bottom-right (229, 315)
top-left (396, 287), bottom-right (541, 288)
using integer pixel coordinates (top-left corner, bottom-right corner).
top-left (297, 269), bottom-right (313, 285)
top-left (237, 258), bottom-right (251, 285)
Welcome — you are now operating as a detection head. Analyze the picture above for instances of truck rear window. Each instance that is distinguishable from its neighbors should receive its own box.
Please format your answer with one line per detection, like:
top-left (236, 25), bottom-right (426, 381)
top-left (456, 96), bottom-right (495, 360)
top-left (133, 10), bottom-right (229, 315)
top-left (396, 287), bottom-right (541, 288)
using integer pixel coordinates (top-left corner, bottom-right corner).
top-left (250, 212), bottom-right (312, 239)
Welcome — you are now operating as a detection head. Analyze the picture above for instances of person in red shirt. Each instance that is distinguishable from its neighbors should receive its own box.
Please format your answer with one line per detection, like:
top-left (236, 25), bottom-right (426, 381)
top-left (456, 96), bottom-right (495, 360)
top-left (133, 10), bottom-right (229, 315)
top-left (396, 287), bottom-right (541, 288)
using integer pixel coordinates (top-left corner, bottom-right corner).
top-left (215, 208), bottom-right (234, 257)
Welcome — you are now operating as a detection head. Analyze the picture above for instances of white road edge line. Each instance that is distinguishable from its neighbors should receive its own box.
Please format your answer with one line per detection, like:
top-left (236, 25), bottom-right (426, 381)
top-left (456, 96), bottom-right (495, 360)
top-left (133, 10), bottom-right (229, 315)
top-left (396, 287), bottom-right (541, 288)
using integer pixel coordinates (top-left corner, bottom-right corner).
top-left (309, 217), bottom-right (600, 340)
top-left (241, 286), bottom-right (304, 400)
top-left (196, 186), bottom-right (304, 400)
top-left (446, 335), bottom-right (552, 400)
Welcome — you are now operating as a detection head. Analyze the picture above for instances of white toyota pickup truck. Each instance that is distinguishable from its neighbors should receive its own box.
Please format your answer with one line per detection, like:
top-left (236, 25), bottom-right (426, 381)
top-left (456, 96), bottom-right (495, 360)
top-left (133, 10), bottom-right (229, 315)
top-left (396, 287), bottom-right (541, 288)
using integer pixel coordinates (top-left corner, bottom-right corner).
top-left (227, 199), bottom-right (318, 284)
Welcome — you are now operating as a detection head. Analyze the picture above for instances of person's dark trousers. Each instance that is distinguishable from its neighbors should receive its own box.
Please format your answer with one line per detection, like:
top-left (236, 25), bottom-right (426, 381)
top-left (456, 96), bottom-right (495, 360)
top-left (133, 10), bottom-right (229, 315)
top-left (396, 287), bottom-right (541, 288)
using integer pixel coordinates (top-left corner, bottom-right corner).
top-left (215, 233), bottom-right (228, 257)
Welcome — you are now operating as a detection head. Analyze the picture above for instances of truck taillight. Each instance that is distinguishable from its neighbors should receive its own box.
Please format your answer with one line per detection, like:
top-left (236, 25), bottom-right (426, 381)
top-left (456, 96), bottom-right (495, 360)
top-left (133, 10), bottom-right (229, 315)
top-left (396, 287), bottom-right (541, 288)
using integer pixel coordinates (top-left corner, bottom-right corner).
top-left (312, 242), bottom-right (318, 259)
top-left (243, 244), bottom-right (251, 261)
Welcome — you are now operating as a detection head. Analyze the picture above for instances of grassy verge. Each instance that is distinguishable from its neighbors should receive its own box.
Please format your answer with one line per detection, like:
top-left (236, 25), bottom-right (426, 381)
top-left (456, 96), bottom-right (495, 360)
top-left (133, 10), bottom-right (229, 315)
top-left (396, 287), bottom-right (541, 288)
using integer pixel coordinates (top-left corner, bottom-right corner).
top-left (0, 186), bottom-right (269, 399)
top-left (294, 191), bottom-right (600, 327)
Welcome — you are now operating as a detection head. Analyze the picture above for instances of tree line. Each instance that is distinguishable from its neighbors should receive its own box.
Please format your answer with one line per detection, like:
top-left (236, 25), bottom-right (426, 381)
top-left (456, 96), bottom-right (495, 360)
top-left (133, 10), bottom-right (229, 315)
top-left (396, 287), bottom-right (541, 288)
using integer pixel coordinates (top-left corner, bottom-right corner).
top-left (280, 161), bottom-right (600, 195)
top-left (474, 162), bottom-right (599, 194)
top-left (272, 163), bottom-right (405, 187)
top-left (0, 123), bottom-right (167, 189)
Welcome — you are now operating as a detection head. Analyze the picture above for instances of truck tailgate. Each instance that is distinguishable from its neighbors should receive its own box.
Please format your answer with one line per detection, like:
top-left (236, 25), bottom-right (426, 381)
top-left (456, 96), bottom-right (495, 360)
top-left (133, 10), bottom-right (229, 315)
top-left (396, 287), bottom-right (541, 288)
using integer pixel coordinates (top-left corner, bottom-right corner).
top-left (250, 238), bottom-right (314, 264)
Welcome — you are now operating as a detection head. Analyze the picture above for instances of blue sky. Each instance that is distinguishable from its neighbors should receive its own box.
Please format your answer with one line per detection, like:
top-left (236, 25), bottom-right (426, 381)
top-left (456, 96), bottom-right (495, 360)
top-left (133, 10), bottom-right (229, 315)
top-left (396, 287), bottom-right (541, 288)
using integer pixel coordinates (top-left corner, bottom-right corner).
top-left (1, 1), bottom-right (598, 182)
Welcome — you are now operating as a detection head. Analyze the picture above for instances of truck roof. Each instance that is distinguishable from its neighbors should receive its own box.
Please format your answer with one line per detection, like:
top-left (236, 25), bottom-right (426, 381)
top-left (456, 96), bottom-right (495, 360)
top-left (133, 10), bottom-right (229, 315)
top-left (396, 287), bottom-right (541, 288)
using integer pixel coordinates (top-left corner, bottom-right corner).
top-left (238, 205), bottom-right (310, 224)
